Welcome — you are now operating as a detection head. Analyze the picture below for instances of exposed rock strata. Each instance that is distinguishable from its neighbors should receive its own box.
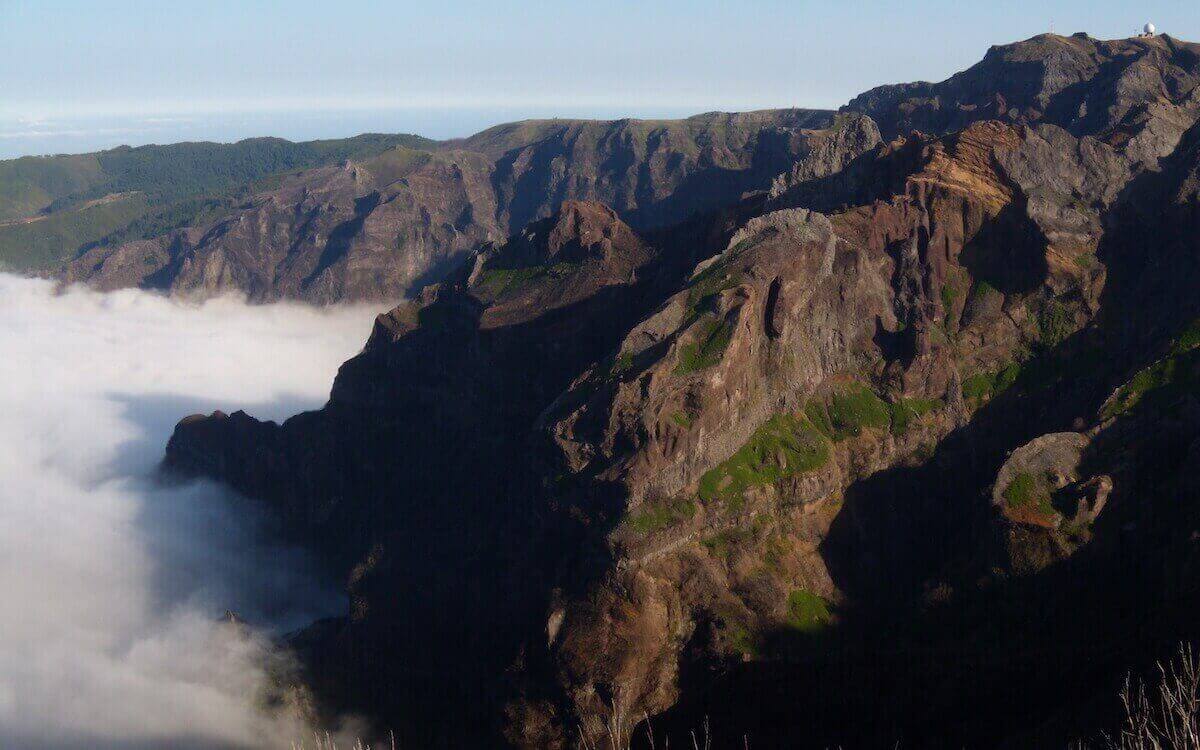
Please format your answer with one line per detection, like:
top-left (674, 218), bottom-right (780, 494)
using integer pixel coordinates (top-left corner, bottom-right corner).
top-left (164, 33), bottom-right (1200, 749)
top-left (66, 111), bottom-right (836, 303)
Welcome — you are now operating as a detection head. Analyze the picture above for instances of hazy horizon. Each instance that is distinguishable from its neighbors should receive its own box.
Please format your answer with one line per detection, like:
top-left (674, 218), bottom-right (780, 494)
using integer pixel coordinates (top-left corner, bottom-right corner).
top-left (0, 105), bottom-right (709, 159)
top-left (3, 0), bottom-right (1198, 159)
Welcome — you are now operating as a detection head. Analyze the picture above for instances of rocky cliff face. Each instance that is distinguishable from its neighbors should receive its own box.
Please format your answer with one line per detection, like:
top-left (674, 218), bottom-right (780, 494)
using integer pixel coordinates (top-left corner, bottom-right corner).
top-left (65, 110), bottom-right (833, 303)
top-left (165, 34), bottom-right (1200, 748)
top-left (846, 33), bottom-right (1200, 145)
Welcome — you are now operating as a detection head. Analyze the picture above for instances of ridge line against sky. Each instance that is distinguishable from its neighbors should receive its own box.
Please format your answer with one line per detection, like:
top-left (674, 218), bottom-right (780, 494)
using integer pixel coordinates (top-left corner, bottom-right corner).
top-left (2, 0), bottom-right (1197, 158)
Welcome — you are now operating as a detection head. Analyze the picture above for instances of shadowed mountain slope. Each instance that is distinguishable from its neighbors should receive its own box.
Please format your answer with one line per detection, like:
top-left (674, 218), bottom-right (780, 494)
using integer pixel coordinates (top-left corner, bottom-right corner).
top-left (161, 33), bottom-right (1200, 748)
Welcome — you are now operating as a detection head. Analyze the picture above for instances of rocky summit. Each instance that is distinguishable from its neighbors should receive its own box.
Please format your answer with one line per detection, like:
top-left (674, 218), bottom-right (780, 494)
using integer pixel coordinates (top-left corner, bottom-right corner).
top-left (162, 33), bottom-right (1200, 748)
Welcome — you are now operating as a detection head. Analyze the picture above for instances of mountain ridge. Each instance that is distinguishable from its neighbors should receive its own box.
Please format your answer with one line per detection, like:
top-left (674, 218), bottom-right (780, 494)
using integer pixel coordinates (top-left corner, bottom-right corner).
top-left (55, 108), bottom-right (835, 302)
top-left (125, 30), bottom-right (1200, 748)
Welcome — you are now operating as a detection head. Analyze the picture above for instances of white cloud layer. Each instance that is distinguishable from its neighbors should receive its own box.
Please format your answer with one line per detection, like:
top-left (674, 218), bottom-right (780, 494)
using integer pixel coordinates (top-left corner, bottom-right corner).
top-left (0, 275), bottom-right (379, 748)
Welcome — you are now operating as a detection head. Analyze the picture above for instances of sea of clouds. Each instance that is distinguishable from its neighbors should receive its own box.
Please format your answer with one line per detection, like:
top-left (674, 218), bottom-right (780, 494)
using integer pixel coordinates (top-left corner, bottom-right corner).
top-left (0, 274), bottom-right (379, 748)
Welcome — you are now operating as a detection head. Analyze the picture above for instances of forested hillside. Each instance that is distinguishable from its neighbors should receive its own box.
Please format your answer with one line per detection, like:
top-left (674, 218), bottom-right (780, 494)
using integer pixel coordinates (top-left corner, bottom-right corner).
top-left (0, 133), bottom-right (433, 270)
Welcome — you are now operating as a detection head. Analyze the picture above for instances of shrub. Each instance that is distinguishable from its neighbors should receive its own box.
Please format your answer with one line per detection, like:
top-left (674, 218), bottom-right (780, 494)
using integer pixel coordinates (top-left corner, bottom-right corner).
top-left (969, 279), bottom-right (998, 302)
top-left (786, 590), bottom-right (832, 633)
top-left (963, 361), bottom-right (1022, 403)
top-left (1038, 301), bottom-right (1074, 349)
top-left (1002, 472), bottom-right (1055, 517)
top-left (1173, 318), bottom-right (1200, 354)
top-left (1083, 643), bottom-right (1200, 749)
top-left (728, 624), bottom-right (760, 659)
top-left (888, 397), bottom-right (941, 435)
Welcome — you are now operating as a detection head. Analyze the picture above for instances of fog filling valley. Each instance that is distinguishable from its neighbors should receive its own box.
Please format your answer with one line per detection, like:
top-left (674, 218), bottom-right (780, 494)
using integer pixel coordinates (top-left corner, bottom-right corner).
top-left (0, 274), bottom-right (378, 748)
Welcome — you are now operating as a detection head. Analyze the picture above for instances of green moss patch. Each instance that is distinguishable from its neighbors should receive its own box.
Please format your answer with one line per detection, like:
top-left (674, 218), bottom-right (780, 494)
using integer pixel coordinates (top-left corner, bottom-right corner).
top-left (475, 261), bottom-right (579, 296)
top-left (762, 536), bottom-right (788, 573)
top-left (683, 262), bottom-right (741, 323)
top-left (702, 528), bottom-right (751, 560)
top-left (805, 383), bottom-right (939, 438)
top-left (627, 498), bottom-right (696, 535)
top-left (1037, 301), bottom-right (1074, 349)
top-left (786, 590), bottom-right (832, 633)
top-left (1002, 472), bottom-right (1055, 517)
top-left (608, 350), bottom-right (635, 379)
top-left (969, 279), bottom-right (998, 302)
top-left (1102, 337), bottom-right (1200, 420)
top-left (727, 623), bottom-right (760, 658)
top-left (675, 316), bottom-right (734, 374)
top-left (1101, 317), bottom-right (1200, 419)
top-left (1074, 253), bottom-right (1097, 269)
top-left (962, 361), bottom-right (1022, 404)
top-left (671, 410), bottom-right (693, 428)
top-left (941, 282), bottom-right (961, 330)
top-left (1173, 319), bottom-right (1200, 353)
top-left (698, 413), bottom-right (829, 505)
top-left (888, 397), bottom-right (941, 435)
top-left (806, 383), bottom-right (891, 441)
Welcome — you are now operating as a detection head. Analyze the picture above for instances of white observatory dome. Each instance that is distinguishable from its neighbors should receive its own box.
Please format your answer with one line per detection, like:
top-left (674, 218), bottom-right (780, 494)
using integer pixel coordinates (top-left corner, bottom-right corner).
top-left (1144, 22), bottom-right (1156, 35)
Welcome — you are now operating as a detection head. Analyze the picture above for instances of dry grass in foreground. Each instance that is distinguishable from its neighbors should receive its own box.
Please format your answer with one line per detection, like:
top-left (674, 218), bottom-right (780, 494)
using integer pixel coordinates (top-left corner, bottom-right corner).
top-left (1084, 643), bottom-right (1200, 749)
top-left (289, 643), bottom-right (1199, 749)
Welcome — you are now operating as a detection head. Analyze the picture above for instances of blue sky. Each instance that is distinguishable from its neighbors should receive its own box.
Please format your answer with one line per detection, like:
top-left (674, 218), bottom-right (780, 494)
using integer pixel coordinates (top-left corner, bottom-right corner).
top-left (1, 0), bottom-right (1197, 156)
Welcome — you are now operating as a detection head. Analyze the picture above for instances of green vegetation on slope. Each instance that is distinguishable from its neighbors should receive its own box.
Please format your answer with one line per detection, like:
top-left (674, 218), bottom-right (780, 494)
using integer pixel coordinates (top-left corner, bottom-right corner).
top-left (941, 282), bottom-right (961, 330)
top-left (888, 397), bottom-right (941, 435)
top-left (727, 623), bottom-right (760, 658)
top-left (1102, 319), bottom-right (1200, 420)
top-left (963, 361), bottom-right (1022, 404)
top-left (786, 590), bottom-right (833, 633)
top-left (703, 528), bottom-right (751, 560)
top-left (1037, 300), bottom-right (1075, 349)
top-left (698, 413), bottom-right (829, 505)
top-left (81, 134), bottom-right (433, 206)
top-left (0, 153), bottom-right (105, 220)
top-left (0, 194), bottom-right (149, 271)
top-left (0, 133), bottom-right (434, 271)
top-left (806, 382), bottom-right (941, 439)
top-left (671, 410), bottom-right (693, 428)
top-left (1002, 472), bottom-right (1056, 517)
top-left (675, 316), bottom-right (735, 374)
top-left (628, 498), bottom-right (697, 535)
top-left (475, 261), bottom-right (580, 297)
top-left (969, 279), bottom-right (998, 302)
top-left (806, 382), bottom-right (892, 441)
top-left (683, 261), bottom-right (741, 323)
top-left (609, 350), bottom-right (636, 379)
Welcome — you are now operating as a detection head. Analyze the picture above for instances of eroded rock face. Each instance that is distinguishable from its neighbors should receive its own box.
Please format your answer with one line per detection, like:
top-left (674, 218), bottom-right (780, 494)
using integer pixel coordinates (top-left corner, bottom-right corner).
top-left (846, 33), bottom-right (1200, 150)
top-left (65, 111), bottom-right (836, 304)
top-left (163, 33), bottom-right (1200, 750)
top-left (992, 432), bottom-right (1090, 528)
top-left (515, 115), bottom-right (1137, 738)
